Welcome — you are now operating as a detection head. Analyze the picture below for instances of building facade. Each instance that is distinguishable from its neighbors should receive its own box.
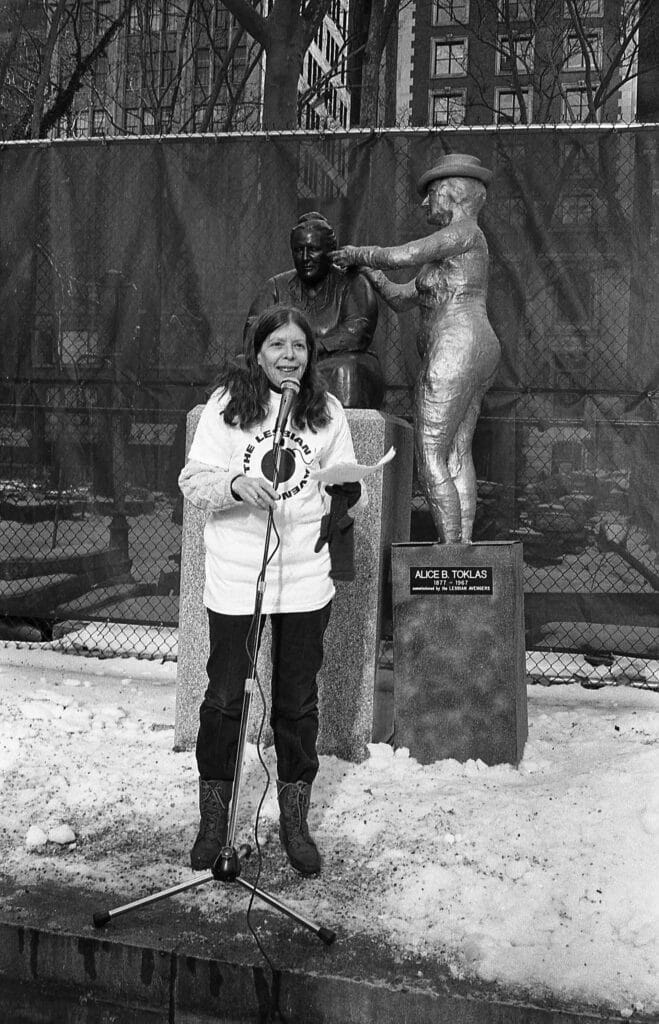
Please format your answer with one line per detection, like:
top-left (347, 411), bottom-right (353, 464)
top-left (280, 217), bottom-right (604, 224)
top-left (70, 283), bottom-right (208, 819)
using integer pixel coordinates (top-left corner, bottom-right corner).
top-left (0, 0), bottom-right (350, 139)
top-left (59, 0), bottom-right (351, 137)
top-left (399, 0), bottom-right (641, 127)
top-left (302, 0), bottom-right (351, 129)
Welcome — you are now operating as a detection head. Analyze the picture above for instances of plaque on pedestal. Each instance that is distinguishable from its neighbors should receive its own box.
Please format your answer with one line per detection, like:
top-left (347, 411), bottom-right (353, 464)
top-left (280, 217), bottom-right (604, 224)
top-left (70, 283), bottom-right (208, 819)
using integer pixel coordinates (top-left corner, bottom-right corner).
top-left (392, 541), bottom-right (527, 766)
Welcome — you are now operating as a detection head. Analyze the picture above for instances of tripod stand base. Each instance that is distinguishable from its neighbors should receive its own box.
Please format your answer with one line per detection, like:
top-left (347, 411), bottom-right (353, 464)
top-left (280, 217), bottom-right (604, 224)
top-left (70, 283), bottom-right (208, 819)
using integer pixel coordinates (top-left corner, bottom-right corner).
top-left (212, 844), bottom-right (250, 881)
top-left (92, 842), bottom-right (336, 945)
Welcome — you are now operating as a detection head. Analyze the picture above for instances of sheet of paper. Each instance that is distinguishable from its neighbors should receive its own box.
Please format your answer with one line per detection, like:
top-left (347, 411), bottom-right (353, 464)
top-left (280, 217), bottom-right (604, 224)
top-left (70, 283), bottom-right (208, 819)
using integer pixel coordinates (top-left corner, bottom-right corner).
top-left (309, 446), bottom-right (396, 485)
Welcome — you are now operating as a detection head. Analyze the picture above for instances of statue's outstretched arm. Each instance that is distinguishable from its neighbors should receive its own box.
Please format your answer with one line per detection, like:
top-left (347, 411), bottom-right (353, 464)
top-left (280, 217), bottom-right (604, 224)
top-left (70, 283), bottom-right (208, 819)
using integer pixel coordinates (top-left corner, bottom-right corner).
top-left (332, 223), bottom-right (472, 272)
top-left (360, 268), bottom-right (419, 313)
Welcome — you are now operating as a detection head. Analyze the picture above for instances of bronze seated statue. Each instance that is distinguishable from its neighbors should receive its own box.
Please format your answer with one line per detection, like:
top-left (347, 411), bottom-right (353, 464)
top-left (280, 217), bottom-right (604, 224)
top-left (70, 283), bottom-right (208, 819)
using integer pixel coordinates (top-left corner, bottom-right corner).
top-left (244, 211), bottom-right (384, 409)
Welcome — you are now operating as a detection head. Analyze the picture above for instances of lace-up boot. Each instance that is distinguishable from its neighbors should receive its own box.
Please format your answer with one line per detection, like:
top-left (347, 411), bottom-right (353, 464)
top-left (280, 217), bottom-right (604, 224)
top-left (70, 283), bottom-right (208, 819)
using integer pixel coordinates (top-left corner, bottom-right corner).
top-left (190, 778), bottom-right (232, 870)
top-left (277, 779), bottom-right (321, 876)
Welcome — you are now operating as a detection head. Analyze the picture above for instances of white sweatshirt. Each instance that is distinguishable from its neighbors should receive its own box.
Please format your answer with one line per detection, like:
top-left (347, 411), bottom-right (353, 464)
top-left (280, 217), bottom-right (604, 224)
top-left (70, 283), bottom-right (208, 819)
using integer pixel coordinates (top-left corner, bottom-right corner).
top-left (178, 387), bottom-right (358, 615)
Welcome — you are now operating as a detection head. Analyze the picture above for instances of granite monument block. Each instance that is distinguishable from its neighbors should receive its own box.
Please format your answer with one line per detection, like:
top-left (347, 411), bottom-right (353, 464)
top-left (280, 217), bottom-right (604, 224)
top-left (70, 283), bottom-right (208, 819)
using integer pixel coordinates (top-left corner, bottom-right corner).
top-left (391, 541), bottom-right (527, 766)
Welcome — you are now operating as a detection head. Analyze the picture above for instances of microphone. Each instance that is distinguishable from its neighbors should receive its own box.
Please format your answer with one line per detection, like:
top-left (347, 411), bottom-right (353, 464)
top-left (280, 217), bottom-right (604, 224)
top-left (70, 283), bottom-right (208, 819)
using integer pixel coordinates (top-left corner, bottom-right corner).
top-left (273, 378), bottom-right (300, 446)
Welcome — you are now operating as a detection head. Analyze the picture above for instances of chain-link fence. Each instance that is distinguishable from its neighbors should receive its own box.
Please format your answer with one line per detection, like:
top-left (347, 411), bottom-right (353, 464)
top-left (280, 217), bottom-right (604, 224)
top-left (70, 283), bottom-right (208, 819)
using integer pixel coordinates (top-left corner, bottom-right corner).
top-left (0, 126), bottom-right (657, 670)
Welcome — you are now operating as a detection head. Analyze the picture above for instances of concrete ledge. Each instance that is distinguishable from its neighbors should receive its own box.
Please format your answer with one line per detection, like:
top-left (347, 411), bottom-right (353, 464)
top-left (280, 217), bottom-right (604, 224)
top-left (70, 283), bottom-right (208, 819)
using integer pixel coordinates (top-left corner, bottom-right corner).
top-left (0, 882), bottom-right (643, 1024)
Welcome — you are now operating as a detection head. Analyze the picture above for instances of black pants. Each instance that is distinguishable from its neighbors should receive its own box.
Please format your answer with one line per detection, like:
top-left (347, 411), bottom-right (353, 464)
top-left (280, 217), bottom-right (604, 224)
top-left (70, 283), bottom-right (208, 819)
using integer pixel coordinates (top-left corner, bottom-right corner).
top-left (196, 603), bottom-right (332, 785)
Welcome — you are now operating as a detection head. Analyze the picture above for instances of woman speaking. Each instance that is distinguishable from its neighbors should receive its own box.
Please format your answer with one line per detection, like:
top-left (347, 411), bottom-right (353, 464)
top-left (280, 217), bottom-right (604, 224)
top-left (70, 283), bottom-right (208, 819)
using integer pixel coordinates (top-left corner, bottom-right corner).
top-left (178, 305), bottom-right (361, 876)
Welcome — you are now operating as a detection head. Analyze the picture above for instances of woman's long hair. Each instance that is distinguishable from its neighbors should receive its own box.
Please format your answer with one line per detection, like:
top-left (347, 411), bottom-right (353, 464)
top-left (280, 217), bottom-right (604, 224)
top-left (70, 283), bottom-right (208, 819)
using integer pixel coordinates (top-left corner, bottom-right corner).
top-left (214, 305), bottom-right (331, 431)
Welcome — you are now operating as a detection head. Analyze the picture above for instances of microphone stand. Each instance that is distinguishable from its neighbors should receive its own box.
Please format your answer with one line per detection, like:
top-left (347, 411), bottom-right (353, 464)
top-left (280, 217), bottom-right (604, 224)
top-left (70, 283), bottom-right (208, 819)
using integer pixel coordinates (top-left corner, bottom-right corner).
top-left (93, 406), bottom-right (336, 946)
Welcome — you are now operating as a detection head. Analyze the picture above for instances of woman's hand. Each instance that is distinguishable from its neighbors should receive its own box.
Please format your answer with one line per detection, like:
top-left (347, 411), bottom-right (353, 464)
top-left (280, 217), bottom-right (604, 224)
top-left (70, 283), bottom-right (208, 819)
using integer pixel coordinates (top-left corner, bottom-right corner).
top-left (359, 267), bottom-right (387, 290)
top-left (330, 245), bottom-right (360, 269)
top-left (231, 475), bottom-right (280, 511)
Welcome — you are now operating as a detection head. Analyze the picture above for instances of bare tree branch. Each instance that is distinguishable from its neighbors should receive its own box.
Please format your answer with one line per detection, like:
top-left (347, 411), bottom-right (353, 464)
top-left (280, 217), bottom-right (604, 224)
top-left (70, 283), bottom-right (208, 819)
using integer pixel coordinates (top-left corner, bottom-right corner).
top-left (432, 0), bottom-right (650, 124)
top-left (165, 0), bottom-right (197, 129)
top-left (198, 22), bottom-right (249, 132)
top-left (297, 35), bottom-right (357, 119)
top-left (219, 0), bottom-right (268, 48)
top-left (30, 0), bottom-right (68, 138)
top-left (38, 1), bottom-right (135, 137)
top-left (0, 4), bottom-right (26, 99)
top-left (221, 43), bottom-right (263, 131)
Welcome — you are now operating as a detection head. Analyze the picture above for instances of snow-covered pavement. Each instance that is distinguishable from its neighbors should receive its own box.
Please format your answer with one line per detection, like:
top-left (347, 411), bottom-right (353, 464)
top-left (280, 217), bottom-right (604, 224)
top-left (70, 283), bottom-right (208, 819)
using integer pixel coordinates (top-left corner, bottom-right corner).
top-left (0, 645), bottom-right (657, 1019)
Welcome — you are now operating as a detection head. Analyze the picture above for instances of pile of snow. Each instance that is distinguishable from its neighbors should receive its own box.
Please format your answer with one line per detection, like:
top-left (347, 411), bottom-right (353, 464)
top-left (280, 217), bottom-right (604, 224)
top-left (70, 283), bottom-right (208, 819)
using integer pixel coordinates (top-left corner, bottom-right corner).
top-left (0, 647), bottom-right (657, 1018)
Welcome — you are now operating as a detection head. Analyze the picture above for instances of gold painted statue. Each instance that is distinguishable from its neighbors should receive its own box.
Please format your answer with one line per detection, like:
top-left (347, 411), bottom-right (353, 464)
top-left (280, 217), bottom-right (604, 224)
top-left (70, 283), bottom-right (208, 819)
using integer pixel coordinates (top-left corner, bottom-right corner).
top-left (245, 211), bottom-right (384, 409)
top-left (332, 153), bottom-right (500, 544)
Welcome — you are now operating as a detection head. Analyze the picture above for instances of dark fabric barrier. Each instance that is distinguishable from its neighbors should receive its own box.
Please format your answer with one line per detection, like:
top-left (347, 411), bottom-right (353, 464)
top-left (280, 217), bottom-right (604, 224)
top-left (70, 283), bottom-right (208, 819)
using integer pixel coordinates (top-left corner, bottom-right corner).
top-left (0, 127), bottom-right (657, 660)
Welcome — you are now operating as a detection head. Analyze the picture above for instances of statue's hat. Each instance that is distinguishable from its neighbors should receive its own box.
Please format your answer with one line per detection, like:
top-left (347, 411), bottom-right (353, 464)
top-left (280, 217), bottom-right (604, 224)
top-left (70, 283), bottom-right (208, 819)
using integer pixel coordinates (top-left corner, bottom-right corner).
top-left (417, 153), bottom-right (492, 195)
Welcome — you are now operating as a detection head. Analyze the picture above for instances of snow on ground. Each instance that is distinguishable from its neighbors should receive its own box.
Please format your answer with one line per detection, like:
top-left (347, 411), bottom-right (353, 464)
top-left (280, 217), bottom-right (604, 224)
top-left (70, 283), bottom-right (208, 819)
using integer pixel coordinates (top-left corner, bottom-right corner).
top-left (0, 644), bottom-right (657, 1018)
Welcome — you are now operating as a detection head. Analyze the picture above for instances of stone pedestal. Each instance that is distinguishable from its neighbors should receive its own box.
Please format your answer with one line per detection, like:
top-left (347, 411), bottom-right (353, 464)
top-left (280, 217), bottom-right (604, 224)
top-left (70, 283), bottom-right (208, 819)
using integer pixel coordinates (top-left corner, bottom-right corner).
top-left (174, 408), bottom-right (413, 762)
top-left (391, 541), bottom-right (527, 766)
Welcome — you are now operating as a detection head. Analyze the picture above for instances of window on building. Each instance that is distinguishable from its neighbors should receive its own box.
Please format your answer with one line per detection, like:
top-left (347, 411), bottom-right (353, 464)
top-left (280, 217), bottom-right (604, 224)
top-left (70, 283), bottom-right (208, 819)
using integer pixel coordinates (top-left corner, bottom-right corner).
top-left (73, 109), bottom-right (90, 137)
top-left (144, 1), bottom-right (165, 33)
top-left (94, 0), bottom-right (113, 34)
top-left (125, 108), bottom-right (141, 134)
top-left (330, 0), bottom-right (348, 34)
top-left (210, 104), bottom-right (225, 130)
top-left (194, 47), bottom-right (211, 104)
top-left (304, 105), bottom-right (321, 130)
top-left (229, 33), bottom-right (252, 82)
top-left (161, 38), bottom-right (177, 88)
top-left (563, 87), bottom-right (599, 122)
top-left (564, 0), bottom-right (602, 15)
top-left (430, 91), bottom-right (466, 125)
top-left (554, 272), bottom-right (593, 326)
top-left (498, 0), bottom-right (533, 20)
top-left (308, 55), bottom-right (321, 85)
top-left (556, 192), bottom-right (596, 224)
top-left (565, 33), bottom-right (601, 71)
top-left (501, 194), bottom-right (527, 227)
top-left (91, 108), bottom-right (108, 135)
top-left (92, 54), bottom-right (110, 95)
top-left (551, 439), bottom-right (584, 474)
top-left (498, 36), bottom-right (533, 73)
top-left (556, 142), bottom-right (593, 182)
top-left (125, 45), bottom-right (141, 101)
top-left (143, 109), bottom-right (156, 134)
top-left (495, 88), bottom-right (530, 122)
top-left (432, 0), bottom-right (469, 24)
top-left (551, 349), bottom-right (590, 419)
top-left (432, 40), bottom-right (467, 77)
